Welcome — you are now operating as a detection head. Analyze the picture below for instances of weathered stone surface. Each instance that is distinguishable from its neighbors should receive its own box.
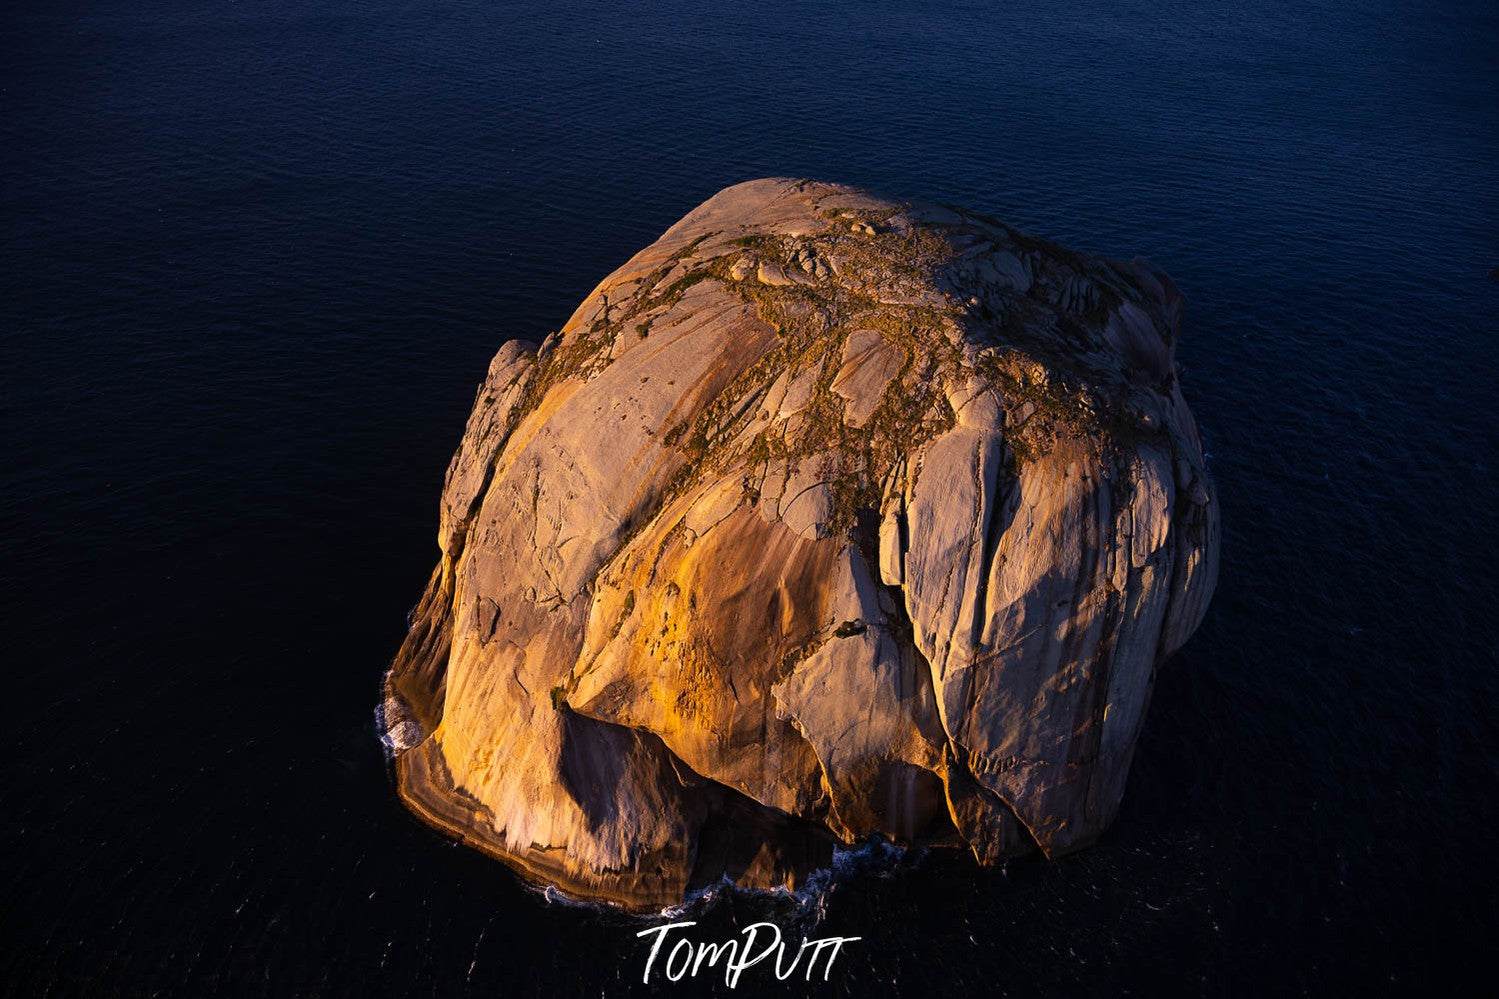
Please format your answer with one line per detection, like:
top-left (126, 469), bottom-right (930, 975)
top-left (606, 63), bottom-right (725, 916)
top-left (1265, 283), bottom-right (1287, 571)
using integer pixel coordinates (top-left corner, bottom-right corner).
top-left (381, 177), bottom-right (1219, 909)
top-left (831, 329), bottom-right (905, 427)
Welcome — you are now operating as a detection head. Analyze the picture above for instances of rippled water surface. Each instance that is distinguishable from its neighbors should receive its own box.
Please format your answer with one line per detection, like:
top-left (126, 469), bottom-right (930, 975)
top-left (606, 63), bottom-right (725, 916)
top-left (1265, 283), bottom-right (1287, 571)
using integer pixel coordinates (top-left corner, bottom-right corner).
top-left (5, 0), bottom-right (1498, 994)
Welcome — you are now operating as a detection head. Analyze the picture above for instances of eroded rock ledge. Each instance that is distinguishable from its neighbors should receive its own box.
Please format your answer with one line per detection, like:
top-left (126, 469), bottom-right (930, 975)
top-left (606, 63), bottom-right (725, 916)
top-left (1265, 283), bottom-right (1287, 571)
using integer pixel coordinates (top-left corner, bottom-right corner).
top-left (381, 178), bottom-right (1219, 909)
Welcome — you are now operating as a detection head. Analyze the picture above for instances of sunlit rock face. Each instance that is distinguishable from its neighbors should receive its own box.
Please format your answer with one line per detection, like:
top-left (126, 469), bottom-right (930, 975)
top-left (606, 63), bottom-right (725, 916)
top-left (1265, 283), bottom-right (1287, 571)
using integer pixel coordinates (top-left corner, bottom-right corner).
top-left (380, 178), bottom-right (1219, 909)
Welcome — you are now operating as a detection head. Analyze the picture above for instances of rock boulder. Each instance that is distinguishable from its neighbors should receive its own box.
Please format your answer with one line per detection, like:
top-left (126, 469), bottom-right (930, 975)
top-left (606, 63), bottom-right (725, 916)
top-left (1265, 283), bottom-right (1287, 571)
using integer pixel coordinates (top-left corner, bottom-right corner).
top-left (381, 178), bottom-right (1219, 909)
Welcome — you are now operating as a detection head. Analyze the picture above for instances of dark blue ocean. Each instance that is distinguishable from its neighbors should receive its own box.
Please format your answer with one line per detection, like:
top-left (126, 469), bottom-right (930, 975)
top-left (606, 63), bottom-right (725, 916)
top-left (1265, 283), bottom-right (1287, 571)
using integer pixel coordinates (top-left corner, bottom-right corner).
top-left (4, 0), bottom-right (1497, 994)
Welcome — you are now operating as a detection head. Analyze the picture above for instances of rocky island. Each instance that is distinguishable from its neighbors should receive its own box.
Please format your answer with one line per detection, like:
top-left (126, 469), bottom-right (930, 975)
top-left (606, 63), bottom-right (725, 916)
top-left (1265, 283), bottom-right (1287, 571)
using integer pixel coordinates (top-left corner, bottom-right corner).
top-left (380, 178), bottom-right (1219, 909)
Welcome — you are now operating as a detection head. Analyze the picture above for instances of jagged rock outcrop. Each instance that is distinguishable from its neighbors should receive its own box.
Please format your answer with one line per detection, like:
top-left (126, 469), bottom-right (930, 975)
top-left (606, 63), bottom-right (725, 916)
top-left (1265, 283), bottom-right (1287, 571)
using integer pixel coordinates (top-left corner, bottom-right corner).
top-left (380, 178), bottom-right (1219, 909)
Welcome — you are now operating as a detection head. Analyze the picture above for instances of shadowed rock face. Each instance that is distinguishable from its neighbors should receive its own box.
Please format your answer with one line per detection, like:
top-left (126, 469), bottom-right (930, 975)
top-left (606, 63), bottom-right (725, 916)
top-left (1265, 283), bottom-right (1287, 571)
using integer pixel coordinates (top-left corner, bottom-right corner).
top-left (380, 178), bottom-right (1219, 909)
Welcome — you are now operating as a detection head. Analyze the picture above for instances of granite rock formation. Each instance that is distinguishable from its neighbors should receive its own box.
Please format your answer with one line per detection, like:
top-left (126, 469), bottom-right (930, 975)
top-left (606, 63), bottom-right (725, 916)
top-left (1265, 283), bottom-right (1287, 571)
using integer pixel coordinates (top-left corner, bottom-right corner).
top-left (380, 178), bottom-right (1219, 909)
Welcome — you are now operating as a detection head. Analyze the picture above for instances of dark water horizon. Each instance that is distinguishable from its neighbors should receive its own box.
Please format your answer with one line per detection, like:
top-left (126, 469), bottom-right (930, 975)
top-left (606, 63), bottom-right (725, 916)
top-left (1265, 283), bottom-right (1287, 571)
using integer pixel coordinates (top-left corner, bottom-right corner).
top-left (5, 0), bottom-right (1498, 995)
